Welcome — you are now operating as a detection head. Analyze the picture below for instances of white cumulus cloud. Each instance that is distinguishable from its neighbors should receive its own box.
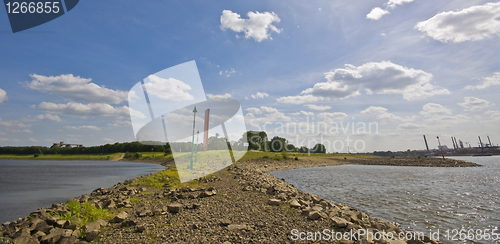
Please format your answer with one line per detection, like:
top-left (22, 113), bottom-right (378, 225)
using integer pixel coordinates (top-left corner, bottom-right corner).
top-left (465, 72), bottom-right (500, 90)
top-left (37, 102), bottom-right (142, 118)
top-left (220, 10), bottom-right (281, 42)
top-left (281, 61), bottom-right (449, 103)
top-left (277, 94), bottom-right (324, 105)
top-left (63, 125), bottom-right (101, 131)
top-left (458, 97), bottom-right (493, 111)
top-left (0, 88), bottom-right (7, 103)
top-left (420, 103), bottom-right (452, 118)
top-left (251, 92), bottom-right (269, 99)
top-left (386, 0), bottom-right (414, 8)
top-left (207, 93), bottom-right (232, 99)
top-left (304, 104), bottom-right (331, 111)
top-left (366, 0), bottom-right (414, 20)
top-left (245, 106), bottom-right (290, 124)
top-left (317, 112), bottom-right (348, 122)
top-left (361, 106), bottom-right (409, 122)
top-left (397, 122), bottom-right (421, 129)
top-left (25, 74), bottom-right (128, 104)
top-left (144, 75), bottom-right (193, 101)
top-left (415, 2), bottom-right (500, 43)
top-left (367, 7), bottom-right (390, 20)
top-left (35, 114), bottom-right (61, 122)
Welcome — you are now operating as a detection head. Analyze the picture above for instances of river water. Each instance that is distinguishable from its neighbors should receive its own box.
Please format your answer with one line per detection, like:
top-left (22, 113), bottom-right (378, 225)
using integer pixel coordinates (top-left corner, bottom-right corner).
top-left (0, 160), bottom-right (164, 223)
top-left (270, 156), bottom-right (500, 243)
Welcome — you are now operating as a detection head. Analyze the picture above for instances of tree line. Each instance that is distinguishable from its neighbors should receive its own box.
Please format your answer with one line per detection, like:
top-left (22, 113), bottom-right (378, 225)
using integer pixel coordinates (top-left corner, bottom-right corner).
top-left (0, 131), bottom-right (327, 155)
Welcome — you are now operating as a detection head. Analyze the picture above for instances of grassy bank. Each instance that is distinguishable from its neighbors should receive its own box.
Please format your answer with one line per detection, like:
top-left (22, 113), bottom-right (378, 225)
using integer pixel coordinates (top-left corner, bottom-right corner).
top-left (0, 150), bottom-right (373, 162)
top-left (0, 153), bottom-right (123, 160)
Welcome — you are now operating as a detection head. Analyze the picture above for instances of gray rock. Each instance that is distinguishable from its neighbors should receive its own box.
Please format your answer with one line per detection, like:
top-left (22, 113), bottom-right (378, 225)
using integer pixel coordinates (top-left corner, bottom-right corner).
top-left (311, 194), bottom-right (321, 203)
top-left (268, 199), bottom-right (281, 206)
top-left (289, 199), bottom-right (301, 208)
top-left (12, 228), bottom-right (36, 244)
top-left (307, 211), bottom-right (321, 220)
top-left (40, 228), bottom-right (64, 244)
top-left (45, 216), bottom-right (59, 226)
top-left (301, 207), bottom-right (312, 216)
top-left (71, 229), bottom-right (80, 238)
top-left (167, 203), bottom-right (182, 213)
top-left (109, 211), bottom-right (128, 223)
top-left (57, 236), bottom-right (78, 244)
top-left (96, 219), bottom-right (108, 227)
top-left (220, 219), bottom-right (232, 226)
top-left (331, 217), bottom-right (350, 228)
top-left (138, 209), bottom-right (153, 217)
top-left (83, 221), bottom-right (100, 233)
top-left (31, 219), bottom-right (51, 233)
top-left (312, 205), bottom-right (323, 212)
top-left (227, 224), bottom-right (251, 231)
top-left (121, 220), bottom-right (137, 227)
top-left (54, 220), bottom-right (68, 228)
top-left (32, 230), bottom-right (46, 240)
top-left (62, 229), bottom-right (73, 237)
top-left (136, 225), bottom-right (146, 233)
top-left (85, 229), bottom-right (99, 242)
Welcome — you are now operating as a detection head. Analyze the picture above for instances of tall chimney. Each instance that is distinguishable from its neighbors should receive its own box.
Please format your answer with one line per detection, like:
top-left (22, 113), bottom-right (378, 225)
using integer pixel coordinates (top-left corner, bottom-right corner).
top-left (203, 109), bottom-right (210, 151)
top-left (423, 135), bottom-right (430, 152)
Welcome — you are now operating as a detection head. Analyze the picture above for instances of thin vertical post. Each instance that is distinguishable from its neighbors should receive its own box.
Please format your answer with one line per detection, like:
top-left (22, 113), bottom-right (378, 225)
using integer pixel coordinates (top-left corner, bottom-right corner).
top-left (190, 106), bottom-right (197, 170)
top-left (437, 136), bottom-right (445, 160)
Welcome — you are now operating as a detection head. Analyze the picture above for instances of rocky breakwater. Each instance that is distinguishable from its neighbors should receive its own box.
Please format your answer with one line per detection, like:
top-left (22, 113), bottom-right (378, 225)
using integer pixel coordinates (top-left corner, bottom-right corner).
top-left (344, 157), bottom-right (481, 167)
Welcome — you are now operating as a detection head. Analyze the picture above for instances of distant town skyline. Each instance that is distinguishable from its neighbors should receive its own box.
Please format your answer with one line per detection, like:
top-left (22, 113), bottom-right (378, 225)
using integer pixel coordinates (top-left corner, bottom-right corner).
top-left (0, 0), bottom-right (499, 153)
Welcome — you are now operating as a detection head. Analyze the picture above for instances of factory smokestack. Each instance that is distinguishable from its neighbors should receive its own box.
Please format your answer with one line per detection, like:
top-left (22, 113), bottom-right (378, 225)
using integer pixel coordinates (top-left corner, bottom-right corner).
top-left (423, 135), bottom-right (430, 152)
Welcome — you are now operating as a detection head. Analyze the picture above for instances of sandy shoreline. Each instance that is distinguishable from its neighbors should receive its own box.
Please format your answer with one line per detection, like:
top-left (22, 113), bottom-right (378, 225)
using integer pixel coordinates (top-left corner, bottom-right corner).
top-left (0, 156), bottom-right (478, 243)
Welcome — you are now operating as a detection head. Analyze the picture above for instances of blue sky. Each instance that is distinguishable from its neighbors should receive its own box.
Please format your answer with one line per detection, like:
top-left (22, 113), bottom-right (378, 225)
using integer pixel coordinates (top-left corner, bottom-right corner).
top-left (1, 0), bottom-right (499, 152)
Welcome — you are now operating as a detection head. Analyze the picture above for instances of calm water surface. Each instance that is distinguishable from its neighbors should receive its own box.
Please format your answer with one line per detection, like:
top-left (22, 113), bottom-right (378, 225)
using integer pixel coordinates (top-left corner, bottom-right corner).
top-left (271, 156), bottom-right (500, 243)
top-left (0, 160), bottom-right (164, 223)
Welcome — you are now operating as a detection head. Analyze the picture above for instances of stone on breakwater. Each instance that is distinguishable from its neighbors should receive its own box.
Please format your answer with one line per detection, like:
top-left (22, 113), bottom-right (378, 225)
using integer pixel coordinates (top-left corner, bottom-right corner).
top-left (40, 228), bottom-right (64, 244)
top-left (109, 211), bottom-right (128, 223)
top-left (268, 199), bottom-right (281, 206)
top-left (331, 216), bottom-right (350, 228)
top-left (31, 218), bottom-right (51, 233)
top-left (289, 199), bottom-right (301, 208)
top-left (167, 203), bottom-right (183, 213)
top-left (84, 220), bottom-right (107, 242)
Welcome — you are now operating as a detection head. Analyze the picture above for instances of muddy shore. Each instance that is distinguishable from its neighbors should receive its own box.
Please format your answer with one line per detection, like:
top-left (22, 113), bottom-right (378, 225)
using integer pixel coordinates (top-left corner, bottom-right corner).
top-left (0, 156), bottom-right (478, 243)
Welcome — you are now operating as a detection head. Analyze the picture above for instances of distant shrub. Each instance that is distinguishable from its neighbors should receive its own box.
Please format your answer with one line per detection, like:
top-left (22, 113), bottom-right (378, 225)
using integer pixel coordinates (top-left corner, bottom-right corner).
top-left (263, 155), bottom-right (270, 159)
top-left (294, 156), bottom-right (298, 160)
top-left (273, 156), bottom-right (283, 161)
top-left (282, 151), bottom-right (288, 160)
top-left (33, 153), bottom-right (39, 158)
top-left (417, 156), bottom-right (421, 159)
top-left (124, 151), bottom-right (142, 159)
top-left (391, 155), bottom-right (395, 158)
top-left (344, 157), bottom-right (346, 160)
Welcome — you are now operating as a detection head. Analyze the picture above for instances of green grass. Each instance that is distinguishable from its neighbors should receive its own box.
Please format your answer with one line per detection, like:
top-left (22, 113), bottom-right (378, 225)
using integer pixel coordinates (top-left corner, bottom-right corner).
top-left (0, 153), bottom-right (122, 160)
top-left (130, 166), bottom-right (203, 189)
top-left (59, 200), bottom-right (114, 226)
